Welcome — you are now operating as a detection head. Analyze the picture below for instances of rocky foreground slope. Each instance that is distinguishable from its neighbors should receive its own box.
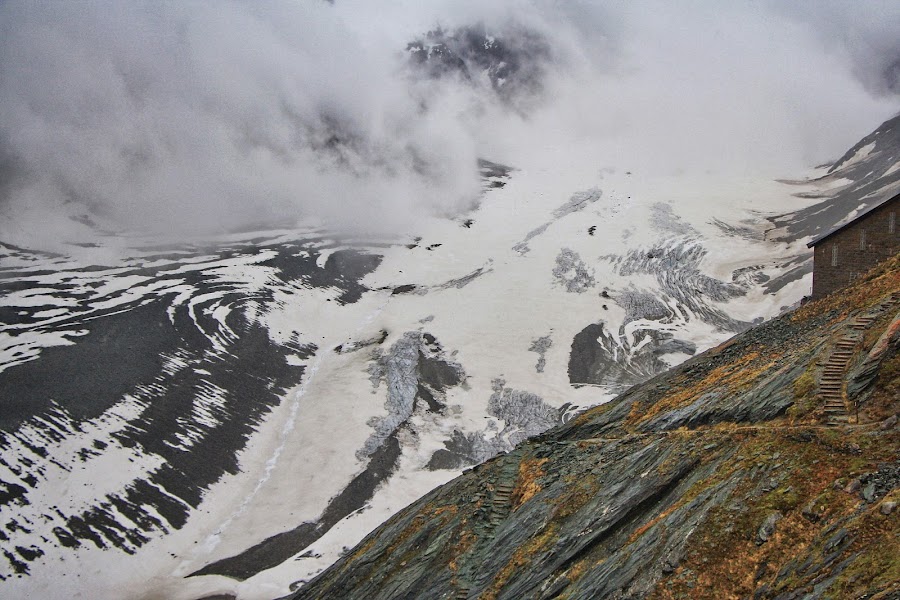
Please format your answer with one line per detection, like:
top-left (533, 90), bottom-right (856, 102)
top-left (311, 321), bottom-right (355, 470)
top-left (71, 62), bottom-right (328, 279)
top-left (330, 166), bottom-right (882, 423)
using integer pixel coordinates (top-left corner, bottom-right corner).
top-left (289, 256), bottom-right (900, 600)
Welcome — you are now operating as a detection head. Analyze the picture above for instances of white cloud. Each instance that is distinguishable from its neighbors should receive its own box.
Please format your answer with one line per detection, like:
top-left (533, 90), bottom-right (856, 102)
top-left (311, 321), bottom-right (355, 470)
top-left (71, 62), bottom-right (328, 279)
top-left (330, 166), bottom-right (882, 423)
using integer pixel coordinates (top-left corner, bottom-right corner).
top-left (0, 0), bottom-right (898, 249)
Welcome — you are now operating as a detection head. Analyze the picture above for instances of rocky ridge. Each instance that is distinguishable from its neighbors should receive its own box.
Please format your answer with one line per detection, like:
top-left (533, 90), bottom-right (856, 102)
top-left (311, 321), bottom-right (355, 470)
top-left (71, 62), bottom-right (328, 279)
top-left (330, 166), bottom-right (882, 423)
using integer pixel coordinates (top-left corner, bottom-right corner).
top-left (289, 255), bottom-right (900, 600)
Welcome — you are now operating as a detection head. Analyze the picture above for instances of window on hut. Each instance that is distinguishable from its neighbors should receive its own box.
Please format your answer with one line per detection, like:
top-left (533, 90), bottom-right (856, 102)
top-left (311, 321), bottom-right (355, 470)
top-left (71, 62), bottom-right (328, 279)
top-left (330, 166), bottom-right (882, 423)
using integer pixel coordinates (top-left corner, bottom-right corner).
top-left (831, 243), bottom-right (838, 266)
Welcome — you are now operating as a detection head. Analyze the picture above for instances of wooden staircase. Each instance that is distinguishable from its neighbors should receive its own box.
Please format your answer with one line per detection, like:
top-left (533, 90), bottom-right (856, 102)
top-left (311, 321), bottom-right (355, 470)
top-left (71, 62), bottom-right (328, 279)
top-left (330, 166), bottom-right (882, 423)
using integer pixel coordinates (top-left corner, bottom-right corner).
top-left (820, 291), bottom-right (900, 422)
top-left (454, 453), bottom-right (521, 599)
top-left (821, 336), bottom-right (857, 420)
top-left (490, 482), bottom-right (515, 527)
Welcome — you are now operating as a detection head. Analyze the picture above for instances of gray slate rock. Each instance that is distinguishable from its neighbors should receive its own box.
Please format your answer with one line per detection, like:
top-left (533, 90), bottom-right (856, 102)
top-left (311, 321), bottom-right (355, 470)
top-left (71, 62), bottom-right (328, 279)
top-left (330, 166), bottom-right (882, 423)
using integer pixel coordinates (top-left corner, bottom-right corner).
top-left (756, 511), bottom-right (783, 545)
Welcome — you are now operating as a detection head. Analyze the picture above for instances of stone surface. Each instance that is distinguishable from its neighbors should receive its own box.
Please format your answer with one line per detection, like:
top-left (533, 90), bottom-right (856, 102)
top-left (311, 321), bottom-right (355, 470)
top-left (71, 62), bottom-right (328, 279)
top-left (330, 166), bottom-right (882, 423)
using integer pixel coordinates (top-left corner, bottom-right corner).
top-left (288, 259), bottom-right (900, 600)
top-left (756, 511), bottom-right (783, 545)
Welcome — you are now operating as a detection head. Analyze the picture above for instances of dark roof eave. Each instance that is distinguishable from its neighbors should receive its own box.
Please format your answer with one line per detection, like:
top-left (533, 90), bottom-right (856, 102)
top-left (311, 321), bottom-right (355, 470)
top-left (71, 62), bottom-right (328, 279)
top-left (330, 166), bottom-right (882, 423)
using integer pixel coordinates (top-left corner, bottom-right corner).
top-left (806, 191), bottom-right (900, 248)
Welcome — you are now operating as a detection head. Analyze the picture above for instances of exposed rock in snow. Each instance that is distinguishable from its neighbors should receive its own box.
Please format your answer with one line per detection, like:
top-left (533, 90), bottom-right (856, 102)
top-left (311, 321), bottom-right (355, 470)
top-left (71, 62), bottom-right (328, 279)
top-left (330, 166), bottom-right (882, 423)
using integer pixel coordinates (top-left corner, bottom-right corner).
top-left (528, 335), bottom-right (552, 373)
top-left (362, 332), bottom-right (465, 460)
top-left (552, 248), bottom-right (596, 293)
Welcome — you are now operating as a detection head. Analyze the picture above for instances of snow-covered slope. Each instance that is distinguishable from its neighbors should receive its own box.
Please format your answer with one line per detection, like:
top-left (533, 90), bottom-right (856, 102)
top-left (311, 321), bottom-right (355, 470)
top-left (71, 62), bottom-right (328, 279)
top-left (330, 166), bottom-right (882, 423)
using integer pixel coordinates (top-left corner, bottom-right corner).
top-left (772, 112), bottom-right (900, 244)
top-left (0, 150), bottom-right (829, 599)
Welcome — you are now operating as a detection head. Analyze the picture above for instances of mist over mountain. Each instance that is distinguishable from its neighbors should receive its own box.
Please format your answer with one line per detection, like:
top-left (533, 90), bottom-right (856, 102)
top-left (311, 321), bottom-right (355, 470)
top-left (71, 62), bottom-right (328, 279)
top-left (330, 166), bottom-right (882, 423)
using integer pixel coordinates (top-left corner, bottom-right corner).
top-left (1, 0), bottom-right (899, 249)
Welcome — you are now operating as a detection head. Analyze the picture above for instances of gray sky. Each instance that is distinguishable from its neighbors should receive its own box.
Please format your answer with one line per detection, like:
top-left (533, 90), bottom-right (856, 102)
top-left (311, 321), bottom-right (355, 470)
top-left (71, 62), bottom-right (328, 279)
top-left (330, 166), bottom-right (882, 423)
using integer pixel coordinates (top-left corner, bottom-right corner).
top-left (1, 0), bottom-right (898, 247)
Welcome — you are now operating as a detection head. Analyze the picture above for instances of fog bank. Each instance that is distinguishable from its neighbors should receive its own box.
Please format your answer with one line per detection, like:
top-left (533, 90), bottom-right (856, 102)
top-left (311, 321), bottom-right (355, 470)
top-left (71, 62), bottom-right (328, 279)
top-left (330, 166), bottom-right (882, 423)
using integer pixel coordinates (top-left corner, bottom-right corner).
top-left (1, 1), bottom-right (898, 249)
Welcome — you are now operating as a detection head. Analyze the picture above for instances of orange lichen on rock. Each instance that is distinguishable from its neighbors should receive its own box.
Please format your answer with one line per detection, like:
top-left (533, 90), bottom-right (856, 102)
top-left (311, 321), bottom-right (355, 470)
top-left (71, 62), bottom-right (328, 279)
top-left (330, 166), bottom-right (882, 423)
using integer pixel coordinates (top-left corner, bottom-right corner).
top-left (481, 524), bottom-right (559, 600)
top-left (626, 350), bottom-right (762, 428)
top-left (511, 457), bottom-right (548, 510)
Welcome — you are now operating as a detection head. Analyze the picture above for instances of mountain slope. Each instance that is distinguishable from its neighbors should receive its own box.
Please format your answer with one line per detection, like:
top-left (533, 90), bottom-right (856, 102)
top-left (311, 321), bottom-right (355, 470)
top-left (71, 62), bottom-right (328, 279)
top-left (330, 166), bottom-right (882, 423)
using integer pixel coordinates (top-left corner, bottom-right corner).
top-left (772, 112), bottom-right (900, 244)
top-left (291, 255), bottom-right (900, 600)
